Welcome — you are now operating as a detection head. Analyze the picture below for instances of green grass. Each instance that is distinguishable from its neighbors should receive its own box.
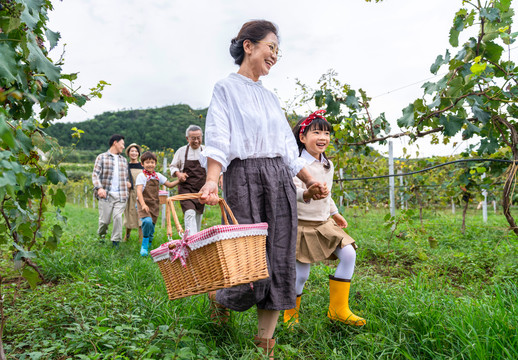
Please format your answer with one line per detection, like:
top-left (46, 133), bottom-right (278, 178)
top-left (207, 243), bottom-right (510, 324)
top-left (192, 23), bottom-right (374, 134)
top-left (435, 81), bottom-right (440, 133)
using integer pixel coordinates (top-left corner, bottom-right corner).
top-left (3, 204), bottom-right (517, 359)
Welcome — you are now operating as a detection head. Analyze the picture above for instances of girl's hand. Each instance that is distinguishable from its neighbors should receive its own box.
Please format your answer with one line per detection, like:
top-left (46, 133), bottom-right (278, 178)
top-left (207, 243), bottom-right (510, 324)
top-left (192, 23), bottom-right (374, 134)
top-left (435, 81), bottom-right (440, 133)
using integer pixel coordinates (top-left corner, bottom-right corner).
top-left (296, 169), bottom-right (329, 199)
top-left (306, 180), bottom-right (329, 200)
top-left (303, 183), bottom-right (323, 201)
top-left (333, 213), bottom-right (348, 228)
top-left (199, 180), bottom-right (219, 205)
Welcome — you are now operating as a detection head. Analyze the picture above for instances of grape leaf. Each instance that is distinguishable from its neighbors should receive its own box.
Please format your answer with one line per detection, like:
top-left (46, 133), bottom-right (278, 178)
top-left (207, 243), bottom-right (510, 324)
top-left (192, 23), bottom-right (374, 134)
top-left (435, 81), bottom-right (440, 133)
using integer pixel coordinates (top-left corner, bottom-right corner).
top-left (397, 104), bottom-right (415, 128)
top-left (472, 104), bottom-right (491, 124)
top-left (27, 34), bottom-right (60, 82)
top-left (440, 115), bottom-right (465, 136)
top-left (480, 7), bottom-right (500, 21)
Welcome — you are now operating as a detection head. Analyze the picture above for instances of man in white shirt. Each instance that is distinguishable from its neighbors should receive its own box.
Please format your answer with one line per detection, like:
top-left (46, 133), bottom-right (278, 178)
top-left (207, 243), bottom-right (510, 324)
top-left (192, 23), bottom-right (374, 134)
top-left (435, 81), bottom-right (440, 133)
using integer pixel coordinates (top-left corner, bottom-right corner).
top-left (169, 125), bottom-right (206, 234)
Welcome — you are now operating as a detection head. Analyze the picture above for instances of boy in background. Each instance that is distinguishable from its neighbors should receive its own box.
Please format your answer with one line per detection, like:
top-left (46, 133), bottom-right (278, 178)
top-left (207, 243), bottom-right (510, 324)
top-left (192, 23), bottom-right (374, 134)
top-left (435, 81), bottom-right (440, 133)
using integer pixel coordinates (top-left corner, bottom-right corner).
top-left (136, 151), bottom-right (178, 256)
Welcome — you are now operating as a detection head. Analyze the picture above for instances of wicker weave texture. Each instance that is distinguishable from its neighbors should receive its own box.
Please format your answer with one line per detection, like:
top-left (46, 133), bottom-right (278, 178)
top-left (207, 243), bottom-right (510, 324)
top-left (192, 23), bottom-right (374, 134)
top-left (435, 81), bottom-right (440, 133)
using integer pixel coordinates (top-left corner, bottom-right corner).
top-left (158, 193), bottom-right (269, 300)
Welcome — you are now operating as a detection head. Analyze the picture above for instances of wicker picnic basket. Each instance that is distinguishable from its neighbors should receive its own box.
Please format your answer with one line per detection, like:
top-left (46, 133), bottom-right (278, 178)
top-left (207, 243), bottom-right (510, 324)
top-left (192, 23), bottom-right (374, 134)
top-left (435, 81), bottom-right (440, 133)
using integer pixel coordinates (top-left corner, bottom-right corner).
top-left (150, 193), bottom-right (269, 300)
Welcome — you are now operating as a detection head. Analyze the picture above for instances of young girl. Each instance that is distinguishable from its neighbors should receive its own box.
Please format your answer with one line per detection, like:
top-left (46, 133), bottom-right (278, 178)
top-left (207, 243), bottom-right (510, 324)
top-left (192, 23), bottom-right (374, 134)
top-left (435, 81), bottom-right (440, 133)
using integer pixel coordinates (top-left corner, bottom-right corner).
top-left (284, 110), bottom-right (366, 327)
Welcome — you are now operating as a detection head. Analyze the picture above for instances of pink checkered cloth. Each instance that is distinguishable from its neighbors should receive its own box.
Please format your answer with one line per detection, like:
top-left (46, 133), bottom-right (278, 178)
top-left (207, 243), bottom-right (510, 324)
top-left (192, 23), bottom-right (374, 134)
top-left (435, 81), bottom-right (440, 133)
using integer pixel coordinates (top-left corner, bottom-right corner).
top-left (150, 223), bottom-right (268, 266)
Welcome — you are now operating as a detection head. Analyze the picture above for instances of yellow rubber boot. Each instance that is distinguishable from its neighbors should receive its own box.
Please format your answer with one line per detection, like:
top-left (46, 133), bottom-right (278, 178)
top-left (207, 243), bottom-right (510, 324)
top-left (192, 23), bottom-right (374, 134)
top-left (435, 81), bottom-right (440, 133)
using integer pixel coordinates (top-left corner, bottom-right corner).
top-left (283, 294), bottom-right (301, 327)
top-left (327, 275), bottom-right (366, 326)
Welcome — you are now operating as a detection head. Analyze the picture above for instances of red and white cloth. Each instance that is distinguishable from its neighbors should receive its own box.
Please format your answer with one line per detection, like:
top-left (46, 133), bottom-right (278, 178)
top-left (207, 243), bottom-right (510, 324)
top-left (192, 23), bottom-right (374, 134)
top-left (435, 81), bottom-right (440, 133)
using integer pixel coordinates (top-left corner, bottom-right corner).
top-left (150, 223), bottom-right (268, 266)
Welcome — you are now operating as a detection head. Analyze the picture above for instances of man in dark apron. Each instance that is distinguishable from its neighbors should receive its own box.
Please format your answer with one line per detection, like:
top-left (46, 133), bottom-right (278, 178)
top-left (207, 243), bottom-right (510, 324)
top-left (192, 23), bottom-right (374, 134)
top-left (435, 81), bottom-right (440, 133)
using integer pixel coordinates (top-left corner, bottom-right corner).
top-left (169, 125), bottom-right (207, 234)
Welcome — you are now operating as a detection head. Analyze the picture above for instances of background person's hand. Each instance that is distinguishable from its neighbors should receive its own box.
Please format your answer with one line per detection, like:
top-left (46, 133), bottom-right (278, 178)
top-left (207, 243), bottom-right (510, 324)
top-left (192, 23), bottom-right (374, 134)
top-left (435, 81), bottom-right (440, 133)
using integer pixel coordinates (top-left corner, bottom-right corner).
top-left (97, 188), bottom-right (107, 199)
top-left (142, 204), bottom-right (150, 213)
top-left (177, 172), bottom-right (189, 182)
top-left (199, 181), bottom-right (219, 205)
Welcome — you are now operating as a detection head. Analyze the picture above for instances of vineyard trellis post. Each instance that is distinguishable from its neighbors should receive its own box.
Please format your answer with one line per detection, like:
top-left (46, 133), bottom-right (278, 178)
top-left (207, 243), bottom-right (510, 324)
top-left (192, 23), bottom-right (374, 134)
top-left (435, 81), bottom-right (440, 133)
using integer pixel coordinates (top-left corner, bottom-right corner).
top-left (161, 157), bottom-right (167, 228)
top-left (482, 173), bottom-right (487, 223)
top-left (339, 168), bottom-right (344, 207)
top-left (451, 198), bottom-right (455, 215)
top-left (388, 141), bottom-right (395, 217)
top-left (398, 169), bottom-right (404, 210)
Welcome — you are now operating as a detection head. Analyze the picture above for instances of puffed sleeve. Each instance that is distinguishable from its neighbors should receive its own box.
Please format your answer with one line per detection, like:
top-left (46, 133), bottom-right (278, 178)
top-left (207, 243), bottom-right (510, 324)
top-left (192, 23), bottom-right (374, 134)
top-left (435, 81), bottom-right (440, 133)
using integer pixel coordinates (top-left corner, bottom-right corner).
top-left (199, 83), bottom-right (232, 172)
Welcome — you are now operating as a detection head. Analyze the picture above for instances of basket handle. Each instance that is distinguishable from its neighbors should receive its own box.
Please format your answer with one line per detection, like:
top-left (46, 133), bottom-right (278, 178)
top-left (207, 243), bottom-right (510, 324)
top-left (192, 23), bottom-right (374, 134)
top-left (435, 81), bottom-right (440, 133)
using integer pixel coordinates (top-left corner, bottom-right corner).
top-left (166, 192), bottom-right (238, 237)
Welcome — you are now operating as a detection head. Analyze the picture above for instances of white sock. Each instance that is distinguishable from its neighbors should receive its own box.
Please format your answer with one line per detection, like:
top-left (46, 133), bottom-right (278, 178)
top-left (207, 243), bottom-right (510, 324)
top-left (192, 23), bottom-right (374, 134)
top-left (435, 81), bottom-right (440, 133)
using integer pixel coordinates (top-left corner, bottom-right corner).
top-left (295, 261), bottom-right (311, 295)
top-left (333, 244), bottom-right (356, 280)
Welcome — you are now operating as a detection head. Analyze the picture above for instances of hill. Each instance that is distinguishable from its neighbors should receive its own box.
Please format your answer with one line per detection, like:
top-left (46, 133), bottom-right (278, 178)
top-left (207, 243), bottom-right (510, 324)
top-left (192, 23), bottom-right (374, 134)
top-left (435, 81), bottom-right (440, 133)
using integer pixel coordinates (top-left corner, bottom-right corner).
top-left (45, 104), bottom-right (207, 151)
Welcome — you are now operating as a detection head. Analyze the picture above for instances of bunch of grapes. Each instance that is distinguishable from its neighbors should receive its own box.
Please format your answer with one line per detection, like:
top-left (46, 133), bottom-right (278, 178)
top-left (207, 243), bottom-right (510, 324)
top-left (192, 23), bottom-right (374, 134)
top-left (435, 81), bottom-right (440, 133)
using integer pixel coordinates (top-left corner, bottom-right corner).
top-left (0, 0), bottom-right (23, 19)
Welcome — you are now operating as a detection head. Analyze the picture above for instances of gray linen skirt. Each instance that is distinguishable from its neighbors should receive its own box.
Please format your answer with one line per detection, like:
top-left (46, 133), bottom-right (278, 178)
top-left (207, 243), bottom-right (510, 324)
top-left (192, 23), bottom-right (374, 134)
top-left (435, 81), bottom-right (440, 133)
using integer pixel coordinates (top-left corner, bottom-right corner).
top-left (215, 157), bottom-right (298, 311)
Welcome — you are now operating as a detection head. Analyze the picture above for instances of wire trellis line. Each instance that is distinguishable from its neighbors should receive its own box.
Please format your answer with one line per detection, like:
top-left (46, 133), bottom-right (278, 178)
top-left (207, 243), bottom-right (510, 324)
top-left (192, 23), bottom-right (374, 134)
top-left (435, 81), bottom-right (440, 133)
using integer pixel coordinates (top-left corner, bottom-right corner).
top-left (335, 159), bottom-right (516, 182)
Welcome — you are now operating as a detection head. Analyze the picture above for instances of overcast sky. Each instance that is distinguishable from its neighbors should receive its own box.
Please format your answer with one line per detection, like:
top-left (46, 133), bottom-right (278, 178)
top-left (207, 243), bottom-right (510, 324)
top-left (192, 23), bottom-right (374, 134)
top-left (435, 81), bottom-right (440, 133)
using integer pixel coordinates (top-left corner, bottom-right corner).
top-left (47, 0), bottom-right (517, 157)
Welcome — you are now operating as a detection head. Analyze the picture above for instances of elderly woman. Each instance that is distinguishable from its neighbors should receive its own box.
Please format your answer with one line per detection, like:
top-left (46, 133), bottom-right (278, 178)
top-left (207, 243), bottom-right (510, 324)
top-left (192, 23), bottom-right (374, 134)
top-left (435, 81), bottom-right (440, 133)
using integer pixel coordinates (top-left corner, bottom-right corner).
top-left (199, 20), bottom-right (327, 358)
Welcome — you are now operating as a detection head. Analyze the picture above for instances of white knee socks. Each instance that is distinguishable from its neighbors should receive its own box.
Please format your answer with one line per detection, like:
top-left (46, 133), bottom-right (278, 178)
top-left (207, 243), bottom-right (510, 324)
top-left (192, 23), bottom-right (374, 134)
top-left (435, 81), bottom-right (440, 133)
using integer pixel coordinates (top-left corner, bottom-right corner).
top-left (333, 244), bottom-right (356, 279)
top-left (294, 245), bottom-right (357, 294)
top-left (295, 261), bottom-right (311, 295)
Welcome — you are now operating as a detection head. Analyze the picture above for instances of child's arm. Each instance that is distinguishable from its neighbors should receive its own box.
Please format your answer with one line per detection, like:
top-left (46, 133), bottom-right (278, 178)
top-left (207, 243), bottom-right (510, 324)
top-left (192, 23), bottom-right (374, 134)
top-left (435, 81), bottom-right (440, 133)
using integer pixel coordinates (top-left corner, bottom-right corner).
top-left (164, 179), bottom-right (179, 188)
top-left (136, 184), bottom-right (149, 214)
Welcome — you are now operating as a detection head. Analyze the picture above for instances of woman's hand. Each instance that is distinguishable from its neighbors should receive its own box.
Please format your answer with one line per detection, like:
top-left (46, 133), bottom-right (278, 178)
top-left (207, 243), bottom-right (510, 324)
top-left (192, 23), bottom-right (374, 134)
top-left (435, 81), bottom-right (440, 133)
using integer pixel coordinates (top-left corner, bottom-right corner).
top-left (306, 180), bottom-right (329, 200)
top-left (332, 213), bottom-right (348, 228)
top-left (303, 182), bottom-right (324, 201)
top-left (199, 180), bottom-right (219, 205)
top-left (200, 158), bottom-right (223, 205)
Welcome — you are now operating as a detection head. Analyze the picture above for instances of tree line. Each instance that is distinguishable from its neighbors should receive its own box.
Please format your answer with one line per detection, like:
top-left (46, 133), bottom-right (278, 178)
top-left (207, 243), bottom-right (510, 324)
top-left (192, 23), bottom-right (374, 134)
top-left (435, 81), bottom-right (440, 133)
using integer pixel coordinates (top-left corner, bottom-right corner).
top-left (45, 104), bottom-right (208, 152)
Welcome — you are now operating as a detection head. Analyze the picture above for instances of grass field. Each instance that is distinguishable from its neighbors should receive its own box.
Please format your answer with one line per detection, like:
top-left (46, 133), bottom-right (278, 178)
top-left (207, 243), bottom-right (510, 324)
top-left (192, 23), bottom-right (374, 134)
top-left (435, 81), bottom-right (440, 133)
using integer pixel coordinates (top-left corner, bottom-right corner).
top-left (3, 202), bottom-right (517, 359)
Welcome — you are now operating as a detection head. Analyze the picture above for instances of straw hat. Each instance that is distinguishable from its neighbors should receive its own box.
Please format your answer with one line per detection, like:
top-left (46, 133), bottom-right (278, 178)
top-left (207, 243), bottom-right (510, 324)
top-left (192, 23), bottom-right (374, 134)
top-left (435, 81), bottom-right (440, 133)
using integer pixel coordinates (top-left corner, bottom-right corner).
top-left (125, 143), bottom-right (142, 157)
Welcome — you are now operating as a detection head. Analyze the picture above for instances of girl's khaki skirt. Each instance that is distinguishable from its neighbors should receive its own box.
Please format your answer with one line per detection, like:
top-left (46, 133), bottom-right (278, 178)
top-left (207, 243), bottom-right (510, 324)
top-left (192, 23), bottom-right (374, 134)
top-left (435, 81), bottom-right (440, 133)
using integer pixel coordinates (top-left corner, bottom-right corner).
top-left (296, 218), bottom-right (357, 263)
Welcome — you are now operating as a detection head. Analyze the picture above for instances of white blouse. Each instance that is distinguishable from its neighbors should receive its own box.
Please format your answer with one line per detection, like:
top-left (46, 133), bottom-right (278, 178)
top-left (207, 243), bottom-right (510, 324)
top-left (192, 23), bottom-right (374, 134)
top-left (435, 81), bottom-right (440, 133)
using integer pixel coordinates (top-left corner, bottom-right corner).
top-left (200, 73), bottom-right (305, 176)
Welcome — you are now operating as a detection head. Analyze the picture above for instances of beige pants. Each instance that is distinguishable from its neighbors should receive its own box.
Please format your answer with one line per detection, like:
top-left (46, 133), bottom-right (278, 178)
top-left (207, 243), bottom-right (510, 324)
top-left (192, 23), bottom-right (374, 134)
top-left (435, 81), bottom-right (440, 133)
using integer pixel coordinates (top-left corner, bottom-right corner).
top-left (98, 192), bottom-right (127, 242)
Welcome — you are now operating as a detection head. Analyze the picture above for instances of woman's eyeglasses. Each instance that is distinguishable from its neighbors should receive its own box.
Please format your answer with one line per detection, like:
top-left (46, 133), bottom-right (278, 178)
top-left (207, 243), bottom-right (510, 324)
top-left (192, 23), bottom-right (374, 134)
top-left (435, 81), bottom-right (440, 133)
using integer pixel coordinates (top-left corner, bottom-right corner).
top-left (257, 41), bottom-right (282, 59)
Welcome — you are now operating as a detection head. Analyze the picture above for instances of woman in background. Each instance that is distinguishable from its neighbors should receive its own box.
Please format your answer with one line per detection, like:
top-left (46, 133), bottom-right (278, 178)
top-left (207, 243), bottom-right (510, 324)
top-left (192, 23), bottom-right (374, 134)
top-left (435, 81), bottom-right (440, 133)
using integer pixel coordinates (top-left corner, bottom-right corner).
top-left (124, 143), bottom-right (144, 241)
